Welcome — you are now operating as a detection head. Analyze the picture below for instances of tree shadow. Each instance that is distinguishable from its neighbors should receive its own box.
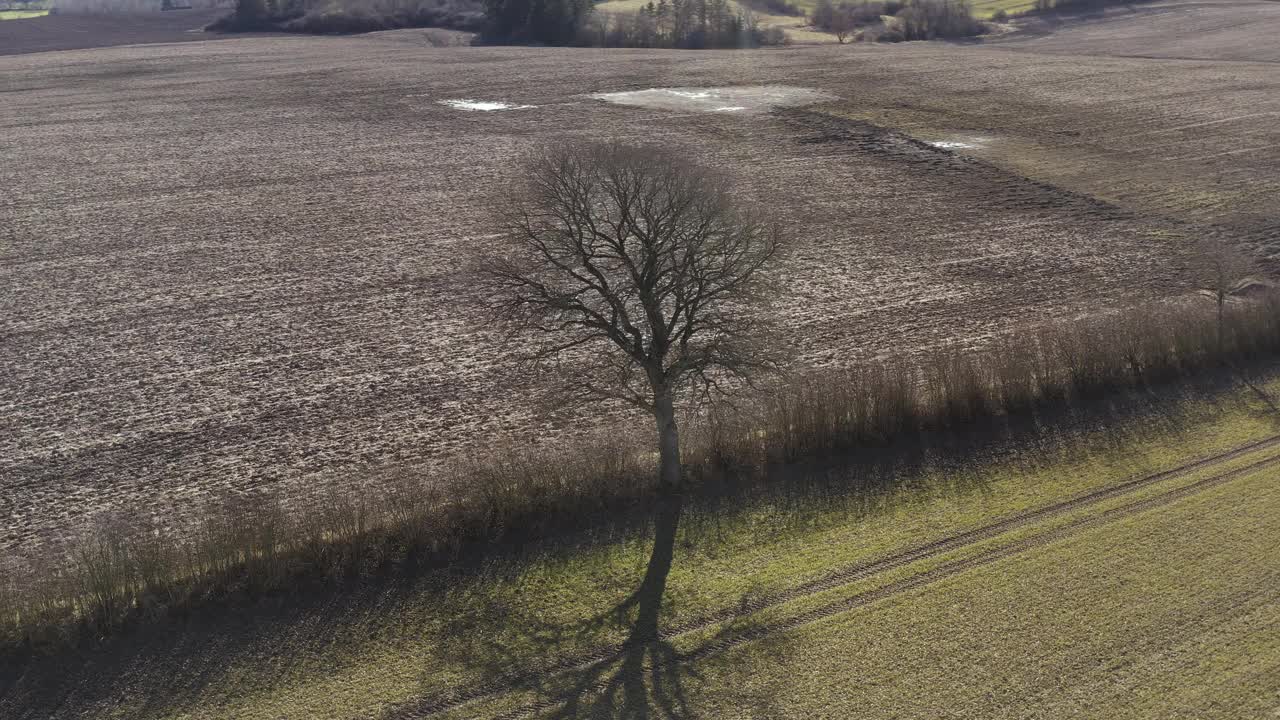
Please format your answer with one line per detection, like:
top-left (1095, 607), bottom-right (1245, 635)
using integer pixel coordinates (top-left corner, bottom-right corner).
top-left (547, 491), bottom-right (692, 720)
top-left (412, 490), bottom-right (698, 720)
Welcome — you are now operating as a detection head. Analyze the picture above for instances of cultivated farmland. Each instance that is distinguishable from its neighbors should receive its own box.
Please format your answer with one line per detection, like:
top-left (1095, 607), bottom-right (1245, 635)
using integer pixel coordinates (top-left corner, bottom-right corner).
top-left (3, 0), bottom-right (1280, 563)
top-left (0, 8), bottom-right (229, 54)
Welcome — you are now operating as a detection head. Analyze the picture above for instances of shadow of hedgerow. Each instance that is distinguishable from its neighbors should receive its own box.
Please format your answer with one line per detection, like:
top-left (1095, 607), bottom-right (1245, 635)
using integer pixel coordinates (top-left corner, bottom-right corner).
top-left (8, 368), bottom-right (1279, 720)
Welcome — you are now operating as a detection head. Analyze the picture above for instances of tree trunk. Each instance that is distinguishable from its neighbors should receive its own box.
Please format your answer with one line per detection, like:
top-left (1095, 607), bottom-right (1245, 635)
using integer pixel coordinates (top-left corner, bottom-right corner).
top-left (628, 489), bottom-right (681, 644)
top-left (653, 387), bottom-right (682, 490)
top-left (620, 383), bottom-right (683, 646)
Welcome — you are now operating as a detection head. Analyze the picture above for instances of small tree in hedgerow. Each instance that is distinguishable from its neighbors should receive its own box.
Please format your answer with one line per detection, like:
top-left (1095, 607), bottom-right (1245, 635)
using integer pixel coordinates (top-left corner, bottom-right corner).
top-left (1194, 237), bottom-right (1260, 356)
top-left (484, 142), bottom-right (785, 497)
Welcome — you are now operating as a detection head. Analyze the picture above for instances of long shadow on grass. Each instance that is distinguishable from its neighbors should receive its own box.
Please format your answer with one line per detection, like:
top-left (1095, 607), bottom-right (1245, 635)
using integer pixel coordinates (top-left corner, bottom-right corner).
top-left (5, 371), bottom-right (1278, 720)
top-left (541, 491), bottom-right (693, 720)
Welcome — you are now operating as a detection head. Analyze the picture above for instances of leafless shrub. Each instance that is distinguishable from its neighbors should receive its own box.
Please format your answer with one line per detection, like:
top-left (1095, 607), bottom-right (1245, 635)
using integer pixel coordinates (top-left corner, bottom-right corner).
top-left (68, 517), bottom-right (136, 633)
top-left (1193, 237), bottom-right (1262, 354)
top-left (922, 345), bottom-right (989, 423)
top-left (0, 560), bottom-right (17, 643)
top-left (207, 0), bottom-right (483, 34)
top-left (127, 515), bottom-right (181, 609)
top-left (895, 0), bottom-right (983, 40)
top-left (811, 0), bottom-right (886, 41)
top-left (5, 291), bottom-right (1280, 650)
top-left (989, 334), bottom-right (1039, 412)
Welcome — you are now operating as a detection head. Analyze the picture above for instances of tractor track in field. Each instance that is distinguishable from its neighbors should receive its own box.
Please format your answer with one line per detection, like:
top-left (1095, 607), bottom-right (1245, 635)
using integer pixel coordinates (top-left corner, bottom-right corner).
top-left (392, 434), bottom-right (1280, 719)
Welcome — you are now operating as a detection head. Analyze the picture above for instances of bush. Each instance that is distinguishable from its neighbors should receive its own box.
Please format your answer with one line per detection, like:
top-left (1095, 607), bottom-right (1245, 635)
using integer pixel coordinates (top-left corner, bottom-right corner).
top-left (990, 7), bottom-right (1006, 20)
top-left (481, 0), bottom-right (591, 43)
top-left (491, 0), bottom-right (811, 44)
top-left (811, 0), bottom-right (904, 42)
top-left (893, 0), bottom-right (984, 40)
top-left (567, 0), bottom-right (788, 49)
top-left (208, 0), bottom-right (484, 34)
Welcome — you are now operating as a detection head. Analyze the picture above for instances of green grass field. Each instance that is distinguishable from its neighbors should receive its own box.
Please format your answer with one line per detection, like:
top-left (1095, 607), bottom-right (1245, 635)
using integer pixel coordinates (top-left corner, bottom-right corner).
top-left (15, 371), bottom-right (1280, 720)
top-left (0, 9), bottom-right (48, 19)
top-left (969, 0), bottom-right (1034, 18)
top-left (463, 459), bottom-right (1280, 719)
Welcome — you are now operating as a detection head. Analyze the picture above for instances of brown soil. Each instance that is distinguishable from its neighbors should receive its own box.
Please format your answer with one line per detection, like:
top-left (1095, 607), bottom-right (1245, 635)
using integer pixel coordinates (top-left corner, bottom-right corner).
top-left (1001, 0), bottom-right (1280, 64)
top-left (0, 10), bottom-right (232, 56)
top-left (2, 1), bottom-right (1279, 558)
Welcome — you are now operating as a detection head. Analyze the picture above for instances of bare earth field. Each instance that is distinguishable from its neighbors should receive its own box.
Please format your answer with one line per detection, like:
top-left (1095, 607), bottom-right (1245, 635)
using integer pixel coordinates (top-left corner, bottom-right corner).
top-left (0, 9), bottom-right (229, 56)
top-left (3, 0), bottom-right (1280, 559)
top-left (1005, 0), bottom-right (1280, 63)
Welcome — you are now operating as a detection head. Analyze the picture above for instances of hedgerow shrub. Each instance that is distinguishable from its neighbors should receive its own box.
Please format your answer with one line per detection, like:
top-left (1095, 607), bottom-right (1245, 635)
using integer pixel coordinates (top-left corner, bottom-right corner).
top-left (208, 0), bottom-right (483, 34)
top-left (895, 0), bottom-right (984, 39)
top-left (4, 292), bottom-right (1280, 650)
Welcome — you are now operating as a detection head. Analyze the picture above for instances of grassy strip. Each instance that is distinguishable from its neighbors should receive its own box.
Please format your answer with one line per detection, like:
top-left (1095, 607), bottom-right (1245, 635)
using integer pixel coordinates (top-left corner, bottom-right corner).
top-left (458, 461), bottom-right (1280, 719)
top-left (14, 369), bottom-right (1279, 720)
top-left (662, 464), bottom-right (1280, 720)
top-left (5, 294), bottom-right (1280, 653)
top-left (0, 9), bottom-right (48, 18)
top-left (432, 437), bottom-right (1280, 718)
top-left (968, 0), bottom-right (1032, 18)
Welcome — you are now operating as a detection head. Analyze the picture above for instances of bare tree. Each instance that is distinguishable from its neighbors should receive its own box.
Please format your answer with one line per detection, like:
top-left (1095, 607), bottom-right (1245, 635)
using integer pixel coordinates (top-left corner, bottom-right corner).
top-left (1193, 237), bottom-right (1260, 354)
top-left (483, 142), bottom-right (785, 491)
top-left (830, 3), bottom-right (855, 42)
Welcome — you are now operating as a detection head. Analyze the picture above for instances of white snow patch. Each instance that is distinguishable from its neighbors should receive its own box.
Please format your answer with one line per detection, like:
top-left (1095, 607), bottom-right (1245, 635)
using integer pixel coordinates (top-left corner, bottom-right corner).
top-left (591, 86), bottom-right (835, 114)
top-left (927, 136), bottom-right (993, 151)
top-left (439, 99), bottom-right (535, 111)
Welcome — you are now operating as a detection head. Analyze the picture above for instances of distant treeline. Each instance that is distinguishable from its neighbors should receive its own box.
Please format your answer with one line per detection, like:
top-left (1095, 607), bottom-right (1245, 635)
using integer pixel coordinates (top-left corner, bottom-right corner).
top-left (481, 0), bottom-right (786, 46)
top-left (209, 0), bottom-right (484, 34)
top-left (494, 0), bottom-right (783, 47)
top-left (809, 0), bottom-right (985, 43)
top-left (214, 0), bottom-right (784, 46)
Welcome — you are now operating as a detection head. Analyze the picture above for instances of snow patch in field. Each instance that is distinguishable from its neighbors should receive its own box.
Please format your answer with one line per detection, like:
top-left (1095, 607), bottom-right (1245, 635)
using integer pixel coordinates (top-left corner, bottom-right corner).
top-left (591, 86), bottom-right (835, 114)
top-left (927, 136), bottom-right (992, 151)
top-left (439, 99), bottom-right (534, 111)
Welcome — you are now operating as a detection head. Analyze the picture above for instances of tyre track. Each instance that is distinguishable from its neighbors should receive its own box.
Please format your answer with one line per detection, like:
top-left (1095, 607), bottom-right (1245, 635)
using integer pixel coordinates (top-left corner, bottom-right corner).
top-left (393, 433), bottom-right (1280, 719)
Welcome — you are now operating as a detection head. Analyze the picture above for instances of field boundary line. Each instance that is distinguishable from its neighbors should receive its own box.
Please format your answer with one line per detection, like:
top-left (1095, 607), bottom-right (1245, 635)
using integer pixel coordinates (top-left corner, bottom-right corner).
top-left (393, 432), bottom-right (1280, 719)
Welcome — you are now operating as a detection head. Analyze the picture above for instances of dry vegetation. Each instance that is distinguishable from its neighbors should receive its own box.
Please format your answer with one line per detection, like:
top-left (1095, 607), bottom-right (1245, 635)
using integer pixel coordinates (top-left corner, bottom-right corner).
top-left (2, 0), bottom-right (1280, 649)
top-left (5, 289), bottom-right (1280, 647)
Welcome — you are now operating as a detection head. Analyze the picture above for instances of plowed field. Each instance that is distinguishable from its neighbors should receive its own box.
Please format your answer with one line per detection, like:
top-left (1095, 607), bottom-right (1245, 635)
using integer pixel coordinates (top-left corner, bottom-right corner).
top-left (3, 0), bottom-right (1279, 558)
top-left (0, 9), bottom-right (229, 55)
